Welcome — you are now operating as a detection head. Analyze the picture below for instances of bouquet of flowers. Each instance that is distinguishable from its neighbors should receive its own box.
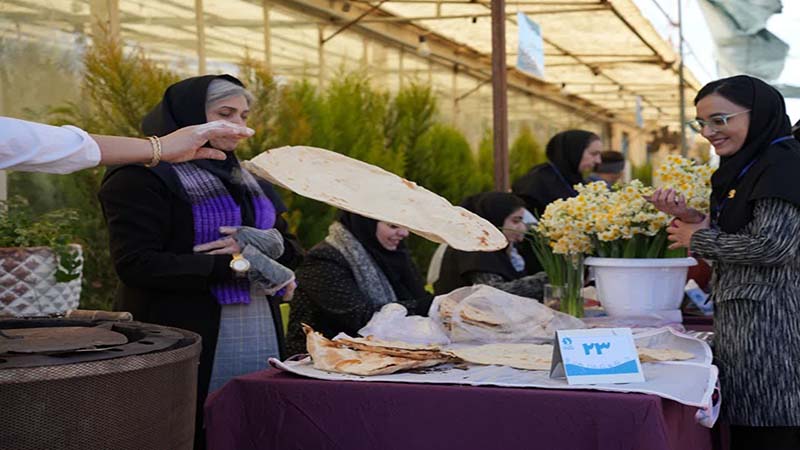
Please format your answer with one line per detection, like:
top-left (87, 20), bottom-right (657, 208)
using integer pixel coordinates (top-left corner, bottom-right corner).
top-left (528, 155), bottom-right (712, 316)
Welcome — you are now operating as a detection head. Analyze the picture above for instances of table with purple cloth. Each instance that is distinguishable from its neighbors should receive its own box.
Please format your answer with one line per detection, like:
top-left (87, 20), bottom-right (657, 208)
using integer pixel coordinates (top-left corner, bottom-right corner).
top-left (205, 368), bottom-right (713, 450)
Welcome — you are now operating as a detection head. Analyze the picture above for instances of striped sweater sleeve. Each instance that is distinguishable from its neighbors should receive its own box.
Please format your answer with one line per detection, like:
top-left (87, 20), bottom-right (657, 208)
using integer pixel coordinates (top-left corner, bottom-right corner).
top-left (690, 198), bottom-right (800, 266)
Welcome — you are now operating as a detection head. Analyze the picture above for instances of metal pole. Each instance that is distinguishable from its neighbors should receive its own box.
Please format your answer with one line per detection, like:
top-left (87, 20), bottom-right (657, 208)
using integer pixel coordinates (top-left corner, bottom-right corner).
top-left (195, 0), bottom-right (207, 75)
top-left (678, 0), bottom-right (687, 155)
top-left (263, 0), bottom-right (272, 68)
top-left (398, 48), bottom-right (404, 90)
top-left (318, 25), bottom-right (326, 89)
top-left (491, 0), bottom-right (510, 191)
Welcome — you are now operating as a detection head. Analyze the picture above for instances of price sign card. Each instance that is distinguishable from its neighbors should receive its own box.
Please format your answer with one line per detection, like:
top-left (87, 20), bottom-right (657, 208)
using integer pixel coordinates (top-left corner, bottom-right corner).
top-left (550, 328), bottom-right (644, 385)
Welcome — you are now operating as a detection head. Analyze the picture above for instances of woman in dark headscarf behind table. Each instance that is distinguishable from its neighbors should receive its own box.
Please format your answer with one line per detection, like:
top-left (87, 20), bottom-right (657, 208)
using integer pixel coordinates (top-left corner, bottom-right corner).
top-left (512, 129), bottom-right (603, 216)
top-left (98, 74), bottom-right (302, 449)
top-left (286, 211), bottom-right (432, 356)
top-left (648, 75), bottom-right (800, 450)
top-left (434, 192), bottom-right (547, 298)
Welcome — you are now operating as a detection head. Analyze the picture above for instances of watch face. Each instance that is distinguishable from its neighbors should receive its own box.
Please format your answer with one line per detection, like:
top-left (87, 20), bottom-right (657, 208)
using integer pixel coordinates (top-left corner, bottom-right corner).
top-left (231, 258), bottom-right (250, 272)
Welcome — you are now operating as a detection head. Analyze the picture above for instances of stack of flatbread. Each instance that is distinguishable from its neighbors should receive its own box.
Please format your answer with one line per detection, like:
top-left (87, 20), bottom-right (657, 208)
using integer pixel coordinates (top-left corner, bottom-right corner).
top-left (303, 324), bottom-right (453, 376)
top-left (434, 285), bottom-right (586, 343)
top-left (243, 146), bottom-right (507, 252)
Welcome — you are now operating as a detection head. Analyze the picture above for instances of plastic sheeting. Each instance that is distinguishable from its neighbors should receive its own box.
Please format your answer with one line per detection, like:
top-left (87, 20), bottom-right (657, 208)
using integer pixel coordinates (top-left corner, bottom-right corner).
top-left (698, 0), bottom-right (789, 80)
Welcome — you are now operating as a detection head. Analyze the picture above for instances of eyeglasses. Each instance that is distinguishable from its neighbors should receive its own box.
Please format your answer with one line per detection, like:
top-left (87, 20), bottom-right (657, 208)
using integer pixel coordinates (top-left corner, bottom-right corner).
top-left (687, 110), bottom-right (750, 133)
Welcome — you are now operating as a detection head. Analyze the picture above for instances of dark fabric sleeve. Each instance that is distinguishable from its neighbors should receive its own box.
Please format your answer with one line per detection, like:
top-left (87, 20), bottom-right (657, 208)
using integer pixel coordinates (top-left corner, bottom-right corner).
top-left (272, 214), bottom-right (304, 270)
top-left (466, 271), bottom-right (548, 301)
top-left (690, 198), bottom-right (800, 266)
top-left (395, 293), bottom-right (434, 317)
top-left (294, 249), bottom-right (377, 336)
top-left (99, 165), bottom-right (233, 291)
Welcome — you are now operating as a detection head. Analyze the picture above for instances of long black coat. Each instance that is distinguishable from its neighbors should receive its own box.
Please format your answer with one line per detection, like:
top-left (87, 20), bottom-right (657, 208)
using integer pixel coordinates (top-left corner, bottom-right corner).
top-left (98, 163), bottom-right (302, 440)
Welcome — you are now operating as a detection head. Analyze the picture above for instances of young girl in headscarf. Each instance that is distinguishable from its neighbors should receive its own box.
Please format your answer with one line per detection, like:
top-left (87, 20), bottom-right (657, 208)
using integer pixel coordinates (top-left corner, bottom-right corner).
top-left (285, 212), bottom-right (432, 356)
top-left (649, 75), bottom-right (800, 450)
top-left (433, 192), bottom-right (547, 298)
top-left (512, 129), bottom-right (603, 216)
top-left (99, 75), bottom-right (302, 449)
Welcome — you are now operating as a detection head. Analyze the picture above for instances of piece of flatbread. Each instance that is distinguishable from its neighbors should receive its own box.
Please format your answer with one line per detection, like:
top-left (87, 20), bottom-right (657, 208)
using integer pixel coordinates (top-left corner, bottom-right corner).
top-left (447, 343), bottom-right (555, 371)
top-left (333, 335), bottom-right (447, 361)
top-left (243, 146), bottom-right (507, 251)
top-left (637, 347), bottom-right (694, 363)
top-left (303, 324), bottom-right (449, 376)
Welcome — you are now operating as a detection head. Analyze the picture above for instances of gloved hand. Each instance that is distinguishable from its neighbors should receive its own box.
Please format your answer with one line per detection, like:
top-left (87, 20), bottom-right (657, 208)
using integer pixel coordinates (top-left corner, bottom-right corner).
top-left (220, 226), bottom-right (284, 259)
top-left (242, 244), bottom-right (295, 297)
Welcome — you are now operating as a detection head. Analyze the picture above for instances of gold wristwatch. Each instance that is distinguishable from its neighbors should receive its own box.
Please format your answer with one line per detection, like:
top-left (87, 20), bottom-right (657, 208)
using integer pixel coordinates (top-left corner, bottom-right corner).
top-left (230, 253), bottom-right (251, 276)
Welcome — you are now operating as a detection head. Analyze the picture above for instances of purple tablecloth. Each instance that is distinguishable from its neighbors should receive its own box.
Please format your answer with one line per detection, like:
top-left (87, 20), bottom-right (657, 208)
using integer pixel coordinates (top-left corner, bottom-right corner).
top-left (205, 369), bottom-right (712, 450)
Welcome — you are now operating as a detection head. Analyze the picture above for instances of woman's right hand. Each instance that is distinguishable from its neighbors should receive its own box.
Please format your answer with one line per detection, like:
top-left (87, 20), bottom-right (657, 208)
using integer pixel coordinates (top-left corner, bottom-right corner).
top-left (645, 187), bottom-right (706, 224)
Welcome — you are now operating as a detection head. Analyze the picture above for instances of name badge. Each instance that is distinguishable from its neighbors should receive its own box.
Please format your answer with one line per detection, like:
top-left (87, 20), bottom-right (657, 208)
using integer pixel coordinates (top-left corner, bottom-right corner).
top-left (550, 328), bottom-right (645, 385)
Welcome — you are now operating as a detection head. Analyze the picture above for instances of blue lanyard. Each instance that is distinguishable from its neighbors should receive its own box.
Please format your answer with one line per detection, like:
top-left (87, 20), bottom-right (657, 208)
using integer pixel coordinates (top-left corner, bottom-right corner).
top-left (548, 162), bottom-right (578, 196)
top-left (711, 135), bottom-right (794, 228)
top-left (771, 135), bottom-right (794, 145)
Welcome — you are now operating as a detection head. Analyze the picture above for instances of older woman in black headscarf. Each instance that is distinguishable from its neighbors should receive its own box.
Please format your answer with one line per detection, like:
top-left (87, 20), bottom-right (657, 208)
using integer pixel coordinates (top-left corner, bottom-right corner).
top-left (512, 129), bottom-right (603, 216)
top-left (649, 75), bottom-right (800, 450)
top-left (98, 75), bottom-right (302, 449)
top-left (434, 192), bottom-right (547, 298)
top-left (286, 211), bottom-right (432, 356)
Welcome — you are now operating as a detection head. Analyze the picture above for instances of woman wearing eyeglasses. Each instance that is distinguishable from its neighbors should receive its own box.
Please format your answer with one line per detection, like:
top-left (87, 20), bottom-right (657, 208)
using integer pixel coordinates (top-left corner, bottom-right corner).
top-left (648, 75), bottom-right (800, 450)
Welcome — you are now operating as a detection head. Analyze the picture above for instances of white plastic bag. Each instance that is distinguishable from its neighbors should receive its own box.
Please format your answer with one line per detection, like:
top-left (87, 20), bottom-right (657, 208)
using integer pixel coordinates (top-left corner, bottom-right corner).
top-left (429, 285), bottom-right (586, 343)
top-left (358, 303), bottom-right (451, 345)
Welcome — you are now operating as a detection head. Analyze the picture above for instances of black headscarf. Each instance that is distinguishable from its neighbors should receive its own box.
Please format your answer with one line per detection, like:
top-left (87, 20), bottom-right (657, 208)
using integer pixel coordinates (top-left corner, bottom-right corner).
top-left (134, 74), bottom-right (285, 224)
top-left (697, 75), bottom-right (800, 232)
top-left (433, 192), bottom-right (527, 295)
top-left (511, 130), bottom-right (600, 215)
top-left (337, 211), bottom-right (428, 300)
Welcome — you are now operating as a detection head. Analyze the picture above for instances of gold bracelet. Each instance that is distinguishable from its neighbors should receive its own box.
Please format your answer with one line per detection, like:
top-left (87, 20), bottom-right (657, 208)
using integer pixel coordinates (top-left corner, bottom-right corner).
top-left (144, 136), bottom-right (162, 167)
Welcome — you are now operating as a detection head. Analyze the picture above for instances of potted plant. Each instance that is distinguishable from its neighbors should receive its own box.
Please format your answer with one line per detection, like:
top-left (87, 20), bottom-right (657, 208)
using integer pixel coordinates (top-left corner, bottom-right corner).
top-left (532, 155), bottom-right (712, 318)
top-left (0, 196), bottom-right (83, 317)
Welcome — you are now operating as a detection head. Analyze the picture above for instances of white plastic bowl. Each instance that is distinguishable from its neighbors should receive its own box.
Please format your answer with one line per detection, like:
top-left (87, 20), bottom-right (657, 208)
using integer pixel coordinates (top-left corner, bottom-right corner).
top-left (584, 257), bottom-right (697, 317)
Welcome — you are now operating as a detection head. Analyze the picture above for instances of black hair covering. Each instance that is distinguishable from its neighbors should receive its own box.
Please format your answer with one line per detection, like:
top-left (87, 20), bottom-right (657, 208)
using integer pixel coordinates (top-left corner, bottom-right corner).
top-left (511, 129), bottom-right (600, 215)
top-left (793, 119), bottom-right (800, 142)
top-left (695, 75), bottom-right (800, 232)
top-left (546, 130), bottom-right (601, 185)
top-left (433, 192), bottom-right (527, 295)
top-left (337, 211), bottom-right (428, 300)
top-left (133, 74), bottom-right (285, 222)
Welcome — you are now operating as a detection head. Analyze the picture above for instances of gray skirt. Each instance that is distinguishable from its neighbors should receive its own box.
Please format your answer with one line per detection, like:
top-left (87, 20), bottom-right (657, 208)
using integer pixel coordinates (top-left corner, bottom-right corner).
top-left (208, 292), bottom-right (280, 394)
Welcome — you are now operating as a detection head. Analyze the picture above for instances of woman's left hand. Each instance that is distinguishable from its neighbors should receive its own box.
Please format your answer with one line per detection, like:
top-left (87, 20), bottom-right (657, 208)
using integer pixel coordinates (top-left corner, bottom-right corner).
top-left (667, 215), bottom-right (710, 249)
top-left (193, 228), bottom-right (242, 255)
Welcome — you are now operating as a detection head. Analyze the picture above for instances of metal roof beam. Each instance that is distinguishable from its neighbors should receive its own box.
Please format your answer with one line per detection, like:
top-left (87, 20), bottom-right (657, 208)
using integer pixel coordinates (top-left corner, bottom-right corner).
top-left (355, 5), bottom-right (608, 22)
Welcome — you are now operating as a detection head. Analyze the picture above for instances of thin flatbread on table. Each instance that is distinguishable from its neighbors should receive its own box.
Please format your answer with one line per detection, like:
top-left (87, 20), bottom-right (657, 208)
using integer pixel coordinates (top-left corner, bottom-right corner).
top-left (447, 343), bottom-right (555, 371)
top-left (333, 335), bottom-right (447, 361)
top-left (445, 343), bottom-right (695, 372)
top-left (243, 146), bottom-right (507, 251)
top-left (303, 325), bottom-right (449, 376)
top-left (637, 347), bottom-right (694, 363)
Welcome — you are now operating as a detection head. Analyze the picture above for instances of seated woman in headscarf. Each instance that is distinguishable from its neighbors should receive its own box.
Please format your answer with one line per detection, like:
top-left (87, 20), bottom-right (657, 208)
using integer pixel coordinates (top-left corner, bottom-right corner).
top-left (98, 75), bottom-right (302, 449)
top-left (512, 129), bottom-right (603, 216)
top-left (433, 192), bottom-right (547, 299)
top-left (286, 212), bottom-right (432, 356)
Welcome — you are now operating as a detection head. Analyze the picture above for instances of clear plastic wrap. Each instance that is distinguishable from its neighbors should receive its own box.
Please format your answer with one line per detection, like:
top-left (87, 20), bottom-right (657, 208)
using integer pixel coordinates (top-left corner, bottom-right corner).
top-left (429, 285), bottom-right (586, 343)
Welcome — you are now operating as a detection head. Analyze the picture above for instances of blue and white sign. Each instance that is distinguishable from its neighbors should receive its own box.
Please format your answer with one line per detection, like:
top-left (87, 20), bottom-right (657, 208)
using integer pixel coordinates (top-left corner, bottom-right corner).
top-left (550, 328), bottom-right (645, 385)
top-left (516, 12), bottom-right (545, 78)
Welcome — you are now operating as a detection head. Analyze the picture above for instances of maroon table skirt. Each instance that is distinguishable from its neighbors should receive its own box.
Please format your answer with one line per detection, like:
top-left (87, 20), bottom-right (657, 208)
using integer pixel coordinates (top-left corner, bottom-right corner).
top-left (205, 369), bottom-right (712, 450)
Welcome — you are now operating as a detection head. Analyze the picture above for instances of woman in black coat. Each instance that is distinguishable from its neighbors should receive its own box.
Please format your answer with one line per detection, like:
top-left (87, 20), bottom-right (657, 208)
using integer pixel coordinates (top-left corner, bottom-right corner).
top-left (99, 74), bottom-right (301, 449)
top-left (650, 75), bottom-right (800, 450)
top-left (512, 129), bottom-right (603, 216)
top-left (286, 212), bottom-right (432, 356)
top-left (434, 192), bottom-right (547, 298)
